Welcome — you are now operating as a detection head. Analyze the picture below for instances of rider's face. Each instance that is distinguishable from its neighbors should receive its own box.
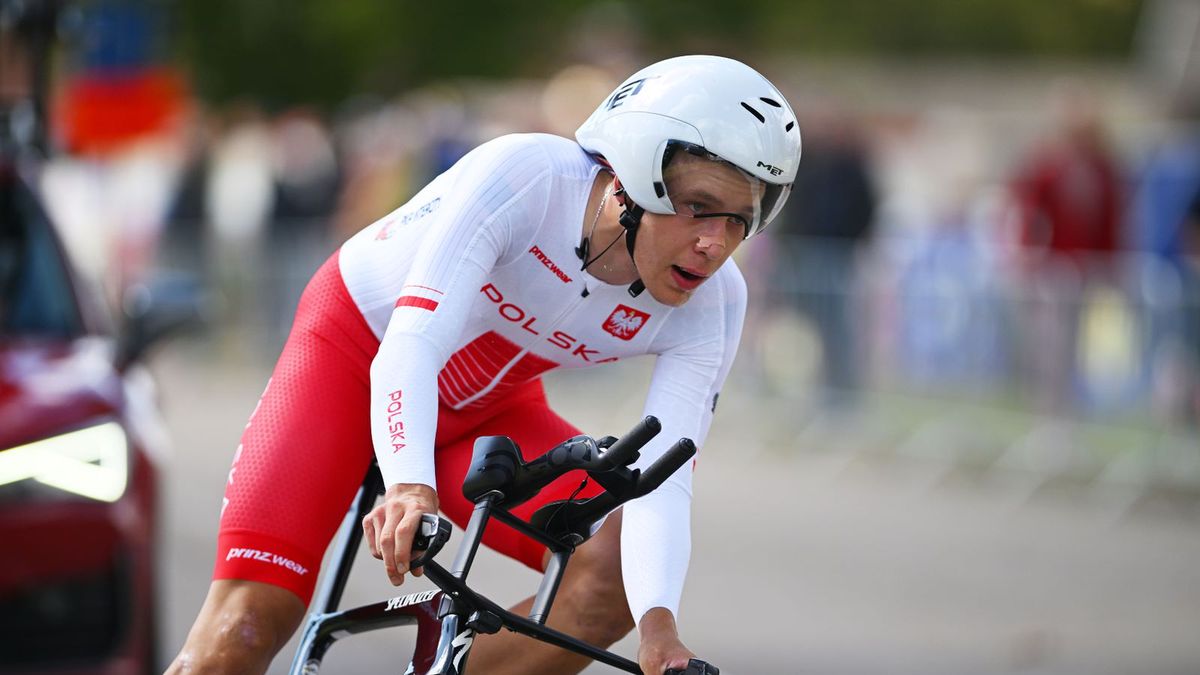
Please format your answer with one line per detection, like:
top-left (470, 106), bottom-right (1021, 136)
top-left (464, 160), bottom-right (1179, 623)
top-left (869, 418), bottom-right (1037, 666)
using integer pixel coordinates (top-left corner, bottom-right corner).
top-left (633, 154), bottom-right (757, 307)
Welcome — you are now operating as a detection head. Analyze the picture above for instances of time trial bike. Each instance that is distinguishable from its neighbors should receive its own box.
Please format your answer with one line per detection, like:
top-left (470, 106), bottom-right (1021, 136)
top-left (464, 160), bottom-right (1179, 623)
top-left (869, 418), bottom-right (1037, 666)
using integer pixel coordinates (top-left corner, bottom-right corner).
top-left (288, 415), bottom-right (719, 675)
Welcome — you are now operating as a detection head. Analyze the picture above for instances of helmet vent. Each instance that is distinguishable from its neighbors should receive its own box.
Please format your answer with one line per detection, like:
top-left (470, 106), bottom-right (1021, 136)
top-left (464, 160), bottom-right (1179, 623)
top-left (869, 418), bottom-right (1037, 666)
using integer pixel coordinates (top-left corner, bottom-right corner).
top-left (740, 102), bottom-right (766, 123)
top-left (759, 97), bottom-right (782, 108)
top-left (785, 121), bottom-right (795, 132)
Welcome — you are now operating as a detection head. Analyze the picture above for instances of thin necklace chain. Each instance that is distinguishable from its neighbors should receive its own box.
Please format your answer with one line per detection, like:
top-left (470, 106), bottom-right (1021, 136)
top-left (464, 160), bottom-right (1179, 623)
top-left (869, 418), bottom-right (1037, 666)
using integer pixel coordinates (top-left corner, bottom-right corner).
top-left (581, 183), bottom-right (627, 273)
top-left (586, 183), bottom-right (611, 246)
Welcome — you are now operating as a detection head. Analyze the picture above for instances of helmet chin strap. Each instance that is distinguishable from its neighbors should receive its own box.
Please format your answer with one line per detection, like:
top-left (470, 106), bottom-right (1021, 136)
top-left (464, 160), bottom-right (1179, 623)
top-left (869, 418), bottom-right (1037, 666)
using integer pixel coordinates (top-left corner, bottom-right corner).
top-left (618, 201), bottom-right (646, 297)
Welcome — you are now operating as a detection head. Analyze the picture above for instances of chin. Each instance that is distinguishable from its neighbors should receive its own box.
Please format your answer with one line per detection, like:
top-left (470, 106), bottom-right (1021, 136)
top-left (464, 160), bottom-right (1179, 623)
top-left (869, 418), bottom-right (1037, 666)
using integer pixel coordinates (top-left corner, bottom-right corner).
top-left (646, 284), bottom-right (691, 307)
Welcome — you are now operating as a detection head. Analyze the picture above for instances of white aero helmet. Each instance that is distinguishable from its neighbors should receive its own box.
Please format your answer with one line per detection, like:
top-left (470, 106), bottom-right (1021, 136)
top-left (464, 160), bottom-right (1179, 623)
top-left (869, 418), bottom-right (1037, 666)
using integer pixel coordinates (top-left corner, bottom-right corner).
top-left (576, 54), bottom-right (801, 238)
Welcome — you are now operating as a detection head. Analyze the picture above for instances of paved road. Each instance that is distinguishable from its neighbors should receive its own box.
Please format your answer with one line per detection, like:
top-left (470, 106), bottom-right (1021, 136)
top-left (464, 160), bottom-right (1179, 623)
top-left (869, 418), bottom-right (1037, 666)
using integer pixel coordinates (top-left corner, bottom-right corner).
top-left (154, 345), bottom-right (1200, 674)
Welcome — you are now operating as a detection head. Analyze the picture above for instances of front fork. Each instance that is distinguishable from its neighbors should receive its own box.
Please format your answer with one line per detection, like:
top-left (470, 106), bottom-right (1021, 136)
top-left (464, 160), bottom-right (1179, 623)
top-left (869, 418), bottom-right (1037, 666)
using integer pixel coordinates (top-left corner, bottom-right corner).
top-left (425, 614), bottom-right (477, 675)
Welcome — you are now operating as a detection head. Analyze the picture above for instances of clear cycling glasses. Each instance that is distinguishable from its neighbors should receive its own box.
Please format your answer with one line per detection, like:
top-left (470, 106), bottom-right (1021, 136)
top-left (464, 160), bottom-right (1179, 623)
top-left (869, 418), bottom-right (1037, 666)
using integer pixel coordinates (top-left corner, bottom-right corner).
top-left (653, 141), bottom-right (790, 238)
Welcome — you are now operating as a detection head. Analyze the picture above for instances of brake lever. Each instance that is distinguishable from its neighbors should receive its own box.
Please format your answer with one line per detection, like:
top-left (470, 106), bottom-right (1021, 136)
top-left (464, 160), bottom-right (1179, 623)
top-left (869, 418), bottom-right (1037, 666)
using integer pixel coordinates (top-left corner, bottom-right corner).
top-left (409, 513), bottom-right (452, 569)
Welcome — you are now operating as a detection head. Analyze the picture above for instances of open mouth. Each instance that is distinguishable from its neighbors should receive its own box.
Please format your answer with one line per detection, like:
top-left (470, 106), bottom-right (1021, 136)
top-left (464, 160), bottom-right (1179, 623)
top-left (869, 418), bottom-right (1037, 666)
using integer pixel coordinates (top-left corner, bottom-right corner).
top-left (671, 265), bottom-right (707, 290)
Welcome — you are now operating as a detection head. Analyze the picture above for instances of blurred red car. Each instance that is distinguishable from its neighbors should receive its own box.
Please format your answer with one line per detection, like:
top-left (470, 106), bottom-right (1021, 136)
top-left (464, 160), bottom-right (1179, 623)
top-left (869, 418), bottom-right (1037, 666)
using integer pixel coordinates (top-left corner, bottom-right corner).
top-left (0, 156), bottom-right (193, 674)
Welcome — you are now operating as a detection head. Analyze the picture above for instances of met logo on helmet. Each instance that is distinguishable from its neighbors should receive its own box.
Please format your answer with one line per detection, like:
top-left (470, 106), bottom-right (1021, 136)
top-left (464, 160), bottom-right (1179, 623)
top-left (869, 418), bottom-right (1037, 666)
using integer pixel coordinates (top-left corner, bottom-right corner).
top-left (756, 160), bottom-right (783, 176)
top-left (605, 76), bottom-right (656, 111)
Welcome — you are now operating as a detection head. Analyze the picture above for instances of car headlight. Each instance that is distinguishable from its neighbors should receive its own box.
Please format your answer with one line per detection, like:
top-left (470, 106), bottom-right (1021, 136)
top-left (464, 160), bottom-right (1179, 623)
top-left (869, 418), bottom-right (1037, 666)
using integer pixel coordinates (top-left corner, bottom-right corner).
top-left (0, 422), bottom-right (129, 502)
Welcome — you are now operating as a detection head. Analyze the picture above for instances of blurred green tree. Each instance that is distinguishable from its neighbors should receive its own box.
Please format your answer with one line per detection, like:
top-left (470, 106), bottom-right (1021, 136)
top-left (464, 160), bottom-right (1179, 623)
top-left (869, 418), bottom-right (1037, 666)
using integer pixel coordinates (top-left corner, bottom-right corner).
top-left (175, 0), bottom-right (1142, 108)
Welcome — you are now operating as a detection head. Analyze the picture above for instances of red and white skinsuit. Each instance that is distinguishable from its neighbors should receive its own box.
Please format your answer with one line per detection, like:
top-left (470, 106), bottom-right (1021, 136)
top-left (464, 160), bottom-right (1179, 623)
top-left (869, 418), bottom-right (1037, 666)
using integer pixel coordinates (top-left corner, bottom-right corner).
top-left (215, 133), bottom-right (746, 624)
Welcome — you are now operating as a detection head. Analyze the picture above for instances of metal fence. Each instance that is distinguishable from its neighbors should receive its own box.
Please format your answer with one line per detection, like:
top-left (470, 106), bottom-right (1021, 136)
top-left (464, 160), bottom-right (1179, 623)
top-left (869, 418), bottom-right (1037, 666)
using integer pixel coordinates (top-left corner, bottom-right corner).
top-left (743, 235), bottom-right (1199, 416)
top-left (737, 233), bottom-right (1200, 500)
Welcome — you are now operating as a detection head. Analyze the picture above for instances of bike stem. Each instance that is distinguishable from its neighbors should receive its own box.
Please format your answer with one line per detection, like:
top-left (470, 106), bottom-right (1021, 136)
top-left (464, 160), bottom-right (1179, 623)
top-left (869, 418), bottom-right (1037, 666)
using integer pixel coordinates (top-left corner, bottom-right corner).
top-left (450, 493), bottom-right (496, 580)
top-left (529, 550), bottom-right (569, 625)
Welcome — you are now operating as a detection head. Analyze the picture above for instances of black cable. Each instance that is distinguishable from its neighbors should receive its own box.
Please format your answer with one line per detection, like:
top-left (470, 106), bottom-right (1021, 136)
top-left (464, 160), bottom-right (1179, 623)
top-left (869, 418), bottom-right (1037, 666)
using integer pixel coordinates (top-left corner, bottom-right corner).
top-left (578, 230), bottom-right (625, 272)
top-left (542, 476), bottom-right (591, 531)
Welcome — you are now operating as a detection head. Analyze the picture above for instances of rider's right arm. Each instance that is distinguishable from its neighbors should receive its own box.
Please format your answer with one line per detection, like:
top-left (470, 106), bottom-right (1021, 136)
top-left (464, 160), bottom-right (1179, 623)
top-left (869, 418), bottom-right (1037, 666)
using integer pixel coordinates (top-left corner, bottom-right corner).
top-left (368, 135), bottom-right (554, 490)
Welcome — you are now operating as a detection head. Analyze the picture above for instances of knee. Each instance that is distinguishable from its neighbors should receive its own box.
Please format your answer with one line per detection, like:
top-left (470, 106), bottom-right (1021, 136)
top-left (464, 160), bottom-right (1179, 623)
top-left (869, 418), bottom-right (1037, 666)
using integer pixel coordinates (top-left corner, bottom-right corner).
top-left (169, 582), bottom-right (304, 674)
top-left (169, 610), bottom-right (280, 674)
top-left (169, 608), bottom-right (287, 674)
top-left (215, 605), bottom-right (289, 653)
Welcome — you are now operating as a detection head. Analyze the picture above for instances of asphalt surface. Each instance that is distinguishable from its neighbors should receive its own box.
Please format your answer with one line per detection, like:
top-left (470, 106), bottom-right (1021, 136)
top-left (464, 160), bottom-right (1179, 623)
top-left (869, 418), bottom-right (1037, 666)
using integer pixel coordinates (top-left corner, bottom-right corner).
top-left (154, 344), bottom-right (1200, 674)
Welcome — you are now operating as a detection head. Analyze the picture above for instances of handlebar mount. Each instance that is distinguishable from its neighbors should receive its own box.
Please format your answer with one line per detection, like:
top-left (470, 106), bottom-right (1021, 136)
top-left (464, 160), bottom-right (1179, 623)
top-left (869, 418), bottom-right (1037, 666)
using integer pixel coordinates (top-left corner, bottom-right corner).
top-left (460, 415), bottom-right (695, 548)
top-left (408, 415), bottom-right (709, 674)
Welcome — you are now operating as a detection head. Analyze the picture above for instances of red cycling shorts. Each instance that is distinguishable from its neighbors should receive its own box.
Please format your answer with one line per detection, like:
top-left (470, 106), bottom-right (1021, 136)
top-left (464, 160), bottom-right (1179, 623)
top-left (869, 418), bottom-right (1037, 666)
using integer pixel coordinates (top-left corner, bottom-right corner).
top-left (213, 250), bottom-right (602, 604)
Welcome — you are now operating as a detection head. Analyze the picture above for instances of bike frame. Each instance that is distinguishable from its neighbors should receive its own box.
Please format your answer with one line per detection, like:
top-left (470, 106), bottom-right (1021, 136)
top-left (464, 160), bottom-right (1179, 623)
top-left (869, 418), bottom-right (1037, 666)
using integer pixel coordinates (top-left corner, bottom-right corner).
top-left (288, 462), bottom-right (642, 675)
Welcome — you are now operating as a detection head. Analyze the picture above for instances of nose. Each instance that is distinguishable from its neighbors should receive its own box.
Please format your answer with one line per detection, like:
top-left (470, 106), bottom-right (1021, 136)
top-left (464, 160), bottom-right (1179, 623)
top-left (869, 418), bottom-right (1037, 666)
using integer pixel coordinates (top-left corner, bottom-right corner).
top-left (694, 219), bottom-right (730, 257)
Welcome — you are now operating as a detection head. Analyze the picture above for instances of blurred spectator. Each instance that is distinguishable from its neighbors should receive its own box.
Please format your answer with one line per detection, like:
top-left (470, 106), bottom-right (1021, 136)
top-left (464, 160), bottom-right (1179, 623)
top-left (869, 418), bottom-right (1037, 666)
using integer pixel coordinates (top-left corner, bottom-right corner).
top-left (1, 14), bottom-right (33, 148)
top-left (1010, 85), bottom-right (1123, 411)
top-left (1013, 88), bottom-right (1121, 256)
top-left (264, 108), bottom-right (341, 347)
top-left (207, 104), bottom-right (274, 247)
top-left (882, 108), bottom-right (1008, 394)
top-left (271, 109), bottom-right (340, 229)
top-left (894, 209), bottom-right (1007, 390)
top-left (772, 104), bottom-right (877, 409)
top-left (160, 106), bottom-right (215, 281)
top-left (205, 103), bottom-right (275, 344)
top-left (1131, 107), bottom-right (1200, 425)
top-left (331, 103), bottom-right (416, 241)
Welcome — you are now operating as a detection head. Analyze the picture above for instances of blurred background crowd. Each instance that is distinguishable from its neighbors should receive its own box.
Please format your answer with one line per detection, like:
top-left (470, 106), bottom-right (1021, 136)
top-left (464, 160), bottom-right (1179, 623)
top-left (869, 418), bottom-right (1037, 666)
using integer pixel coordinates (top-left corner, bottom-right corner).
top-left (10, 2), bottom-right (1197, 445)
top-left (4, 0), bottom-right (1200, 671)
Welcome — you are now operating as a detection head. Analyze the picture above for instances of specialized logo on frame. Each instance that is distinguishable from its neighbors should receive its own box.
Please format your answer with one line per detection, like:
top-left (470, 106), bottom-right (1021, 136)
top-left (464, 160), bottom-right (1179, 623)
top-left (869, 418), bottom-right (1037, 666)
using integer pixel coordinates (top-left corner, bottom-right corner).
top-left (602, 305), bottom-right (650, 341)
top-left (385, 589), bottom-right (439, 612)
top-left (452, 630), bottom-right (474, 671)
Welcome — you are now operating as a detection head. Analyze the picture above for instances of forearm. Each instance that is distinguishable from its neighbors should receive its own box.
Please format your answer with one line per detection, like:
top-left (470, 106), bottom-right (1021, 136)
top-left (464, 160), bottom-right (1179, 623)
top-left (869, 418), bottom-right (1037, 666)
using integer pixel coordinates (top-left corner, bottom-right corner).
top-left (621, 481), bottom-right (692, 620)
top-left (370, 330), bottom-right (444, 489)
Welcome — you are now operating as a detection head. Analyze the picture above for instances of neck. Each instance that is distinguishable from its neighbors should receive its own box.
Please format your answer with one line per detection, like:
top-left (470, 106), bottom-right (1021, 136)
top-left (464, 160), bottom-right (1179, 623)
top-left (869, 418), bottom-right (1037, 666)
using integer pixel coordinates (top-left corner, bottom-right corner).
top-left (581, 172), bottom-right (638, 285)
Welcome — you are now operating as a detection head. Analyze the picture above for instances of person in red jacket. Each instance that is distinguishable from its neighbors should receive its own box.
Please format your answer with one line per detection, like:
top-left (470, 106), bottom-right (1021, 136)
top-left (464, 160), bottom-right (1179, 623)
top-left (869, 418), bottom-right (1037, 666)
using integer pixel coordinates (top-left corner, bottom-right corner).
top-left (1011, 86), bottom-right (1123, 409)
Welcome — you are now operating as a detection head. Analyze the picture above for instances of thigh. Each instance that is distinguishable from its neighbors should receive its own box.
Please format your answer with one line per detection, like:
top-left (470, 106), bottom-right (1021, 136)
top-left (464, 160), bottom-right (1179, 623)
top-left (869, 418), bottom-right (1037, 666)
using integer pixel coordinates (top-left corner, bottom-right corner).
top-left (435, 381), bottom-right (605, 571)
top-left (215, 253), bottom-right (380, 604)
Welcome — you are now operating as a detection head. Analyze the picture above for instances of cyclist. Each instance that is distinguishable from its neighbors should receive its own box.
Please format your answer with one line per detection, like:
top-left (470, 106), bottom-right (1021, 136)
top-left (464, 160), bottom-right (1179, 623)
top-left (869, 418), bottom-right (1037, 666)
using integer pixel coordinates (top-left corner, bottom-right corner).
top-left (167, 54), bottom-right (801, 675)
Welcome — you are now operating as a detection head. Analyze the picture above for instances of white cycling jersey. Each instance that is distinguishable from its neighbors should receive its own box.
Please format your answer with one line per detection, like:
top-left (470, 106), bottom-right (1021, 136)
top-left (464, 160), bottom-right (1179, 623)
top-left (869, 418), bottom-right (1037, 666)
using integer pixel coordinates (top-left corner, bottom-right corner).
top-left (338, 132), bottom-right (746, 622)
